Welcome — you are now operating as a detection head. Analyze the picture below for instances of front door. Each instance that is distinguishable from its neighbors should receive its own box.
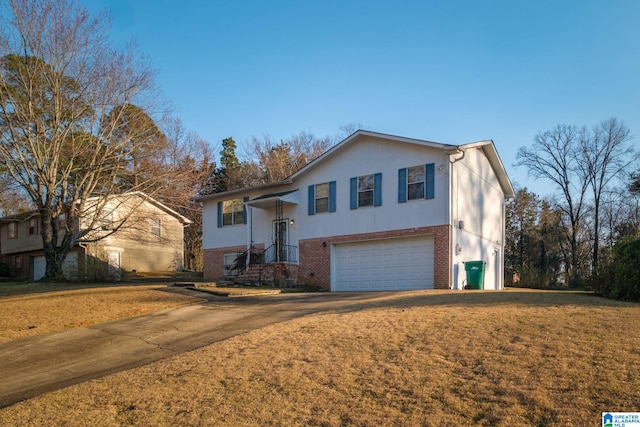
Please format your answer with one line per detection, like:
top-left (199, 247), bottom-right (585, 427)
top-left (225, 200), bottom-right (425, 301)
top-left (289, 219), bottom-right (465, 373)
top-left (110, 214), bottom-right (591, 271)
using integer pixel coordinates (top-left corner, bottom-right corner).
top-left (274, 220), bottom-right (288, 262)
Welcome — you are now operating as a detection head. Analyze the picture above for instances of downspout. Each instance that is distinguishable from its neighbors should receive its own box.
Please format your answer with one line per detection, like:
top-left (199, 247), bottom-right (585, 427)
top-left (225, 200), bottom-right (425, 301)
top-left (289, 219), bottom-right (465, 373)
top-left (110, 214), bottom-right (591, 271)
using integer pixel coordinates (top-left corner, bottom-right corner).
top-left (501, 200), bottom-right (507, 290)
top-left (447, 147), bottom-right (466, 164)
top-left (78, 242), bottom-right (88, 281)
top-left (447, 147), bottom-right (466, 228)
top-left (446, 148), bottom-right (465, 289)
top-left (182, 222), bottom-right (189, 271)
top-left (246, 206), bottom-right (252, 271)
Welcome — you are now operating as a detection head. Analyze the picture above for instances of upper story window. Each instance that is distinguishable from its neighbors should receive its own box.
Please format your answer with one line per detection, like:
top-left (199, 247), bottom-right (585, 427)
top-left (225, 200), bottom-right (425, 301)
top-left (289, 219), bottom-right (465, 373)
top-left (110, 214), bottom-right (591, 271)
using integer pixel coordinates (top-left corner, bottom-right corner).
top-left (358, 175), bottom-right (374, 207)
top-left (217, 198), bottom-right (247, 227)
top-left (150, 218), bottom-right (161, 237)
top-left (316, 183), bottom-right (330, 213)
top-left (308, 181), bottom-right (336, 215)
top-left (7, 222), bottom-right (17, 239)
top-left (398, 163), bottom-right (435, 203)
top-left (99, 211), bottom-right (114, 230)
top-left (223, 199), bottom-right (244, 226)
top-left (27, 217), bottom-right (38, 236)
top-left (350, 173), bottom-right (382, 209)
top-left (408, 165), bottom-right (426, 200)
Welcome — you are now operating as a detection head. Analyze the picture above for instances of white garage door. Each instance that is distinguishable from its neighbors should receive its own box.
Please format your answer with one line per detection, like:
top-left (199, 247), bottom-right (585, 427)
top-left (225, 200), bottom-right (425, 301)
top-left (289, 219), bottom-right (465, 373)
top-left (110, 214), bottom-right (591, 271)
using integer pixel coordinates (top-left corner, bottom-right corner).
top-left (32, 252), bottom-right (78, 281)
top-left (333, 236), bottom-right (435, 291)
top-left (33, 256), bottom-right (46, 281)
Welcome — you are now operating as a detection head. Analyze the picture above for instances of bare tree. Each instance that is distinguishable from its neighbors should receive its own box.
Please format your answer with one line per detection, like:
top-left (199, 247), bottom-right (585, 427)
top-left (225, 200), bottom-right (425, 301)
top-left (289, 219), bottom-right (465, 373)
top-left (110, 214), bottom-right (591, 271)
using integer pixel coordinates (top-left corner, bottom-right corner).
top-left (156, 116), bottom-right (214, 271)
top-left (337, 122), bottom-right (364, 139)
top-left (577, 118), bottom-right (634, 271)
top-left (631, 172), bottom-right (640, 194)
top-left (0, 0), bottom-right (162, 280)
top-left (516, 124), bottom-right (589, 285)
top-left (0, 172), bottom-right (31, 215)
top-left (244, 131), bottom-right (332, 184)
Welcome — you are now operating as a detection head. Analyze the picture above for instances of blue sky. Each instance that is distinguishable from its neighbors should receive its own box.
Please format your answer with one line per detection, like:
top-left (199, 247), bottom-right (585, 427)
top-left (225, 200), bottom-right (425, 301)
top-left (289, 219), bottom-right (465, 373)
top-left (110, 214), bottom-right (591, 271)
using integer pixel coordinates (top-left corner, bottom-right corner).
top-left (84, 0), bottom-right (640, 196)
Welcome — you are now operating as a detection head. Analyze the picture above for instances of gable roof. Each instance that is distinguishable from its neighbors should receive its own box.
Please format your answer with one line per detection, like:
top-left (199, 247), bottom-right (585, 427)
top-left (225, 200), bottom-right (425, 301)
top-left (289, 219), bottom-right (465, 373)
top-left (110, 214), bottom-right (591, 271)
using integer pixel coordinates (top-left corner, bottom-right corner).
top-left (453, 140), bottom-right (515, 199)
top-left (288, 130), bottom-right (457, 181)
top-left (0, 211), bottom-right (39, 223)
top-left (0, 192), bottom-right (192, 226)
top-left (245, 190), bottom-right (300, 209)
top-left (195, 130), bottom-right (514, 201)
top-left (128, 192), bottom-right (193, 226)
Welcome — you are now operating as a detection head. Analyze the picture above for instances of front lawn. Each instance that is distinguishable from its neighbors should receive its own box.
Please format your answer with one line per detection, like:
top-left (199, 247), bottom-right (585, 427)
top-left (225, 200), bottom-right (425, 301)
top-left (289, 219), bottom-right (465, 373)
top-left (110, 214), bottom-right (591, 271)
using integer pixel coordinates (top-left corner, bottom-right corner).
top-left (0, 283), bottom-right (198, 343)
top-left (0, 288), bottom-right (638, 426)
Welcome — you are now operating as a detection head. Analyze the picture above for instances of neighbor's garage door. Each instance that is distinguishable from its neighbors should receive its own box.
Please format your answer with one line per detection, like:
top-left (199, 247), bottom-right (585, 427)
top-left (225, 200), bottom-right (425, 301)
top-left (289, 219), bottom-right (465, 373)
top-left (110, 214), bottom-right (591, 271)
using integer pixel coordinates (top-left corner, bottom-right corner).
top-left (32, 252), bottom-right (78, 281)
top-left (333, 236), bottom-right (434, 291)
top-left (33, 256), bottom-right (46, 281)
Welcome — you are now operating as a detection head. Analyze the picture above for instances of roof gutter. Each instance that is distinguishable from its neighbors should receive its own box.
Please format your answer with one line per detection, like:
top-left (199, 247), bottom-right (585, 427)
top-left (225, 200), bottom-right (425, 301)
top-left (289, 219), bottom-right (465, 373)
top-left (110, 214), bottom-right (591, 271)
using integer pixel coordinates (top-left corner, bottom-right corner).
top-left (193, 179), bottom-right (294, 203)
top-left (445, 147), bottom-right (466, 163)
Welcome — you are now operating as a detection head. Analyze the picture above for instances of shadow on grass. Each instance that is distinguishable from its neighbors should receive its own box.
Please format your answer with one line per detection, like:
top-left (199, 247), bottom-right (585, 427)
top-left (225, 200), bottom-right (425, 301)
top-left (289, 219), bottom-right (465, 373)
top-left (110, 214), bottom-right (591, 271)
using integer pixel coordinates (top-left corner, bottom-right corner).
top-left (0, 281), bottom-right (171, 298)
top-left (340, 288), bottom-right (638, 311)
top-left (214, 288), bottom-right (639, 317)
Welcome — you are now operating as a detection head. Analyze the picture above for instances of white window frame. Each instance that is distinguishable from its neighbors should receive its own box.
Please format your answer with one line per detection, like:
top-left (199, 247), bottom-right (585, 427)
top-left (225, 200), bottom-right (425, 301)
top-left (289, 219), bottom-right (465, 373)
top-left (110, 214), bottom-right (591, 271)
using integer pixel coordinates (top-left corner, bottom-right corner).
top-left (27, 217), bottom-right (38, 236)
top-left (407, 165), bottom-right (426, 201)
top-left (222, 199), bottom-right (244, 226)
top-left (7, 222), bottom-right (17, 239)
top-left (315, 182), bottom-right (330, 214)
top-left (223, 252), bottom-right (241, 276)
top-left (358, 174), bottom-right (374, 208)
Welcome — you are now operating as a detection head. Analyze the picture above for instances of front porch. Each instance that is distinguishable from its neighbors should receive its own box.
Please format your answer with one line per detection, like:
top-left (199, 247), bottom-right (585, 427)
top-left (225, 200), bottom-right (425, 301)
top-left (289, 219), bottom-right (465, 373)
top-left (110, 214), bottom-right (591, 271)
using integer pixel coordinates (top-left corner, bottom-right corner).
top-left (226, 190), bottom-right (300, 286)
top-left (224, 243), bottom-right (299, 287)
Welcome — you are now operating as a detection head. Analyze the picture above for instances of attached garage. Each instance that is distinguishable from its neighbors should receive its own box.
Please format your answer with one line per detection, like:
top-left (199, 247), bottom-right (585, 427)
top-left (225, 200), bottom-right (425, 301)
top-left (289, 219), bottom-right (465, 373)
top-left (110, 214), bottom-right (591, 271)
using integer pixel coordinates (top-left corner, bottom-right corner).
top-left (32, 252), bottom-right (78, 281)
top-left (32, 256), bottom-right (46, 281)
top-left (332, 236), bottom-right (435, 291)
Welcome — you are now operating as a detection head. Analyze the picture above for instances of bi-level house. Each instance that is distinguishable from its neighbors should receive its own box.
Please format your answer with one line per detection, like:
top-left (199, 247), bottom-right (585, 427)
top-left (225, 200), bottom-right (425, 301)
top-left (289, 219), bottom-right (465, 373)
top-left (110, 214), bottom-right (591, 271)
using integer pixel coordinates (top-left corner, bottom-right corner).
top-left (196, 130), bottom-right (514, 291)
top-left (0, 192), bottom-right (191, 280)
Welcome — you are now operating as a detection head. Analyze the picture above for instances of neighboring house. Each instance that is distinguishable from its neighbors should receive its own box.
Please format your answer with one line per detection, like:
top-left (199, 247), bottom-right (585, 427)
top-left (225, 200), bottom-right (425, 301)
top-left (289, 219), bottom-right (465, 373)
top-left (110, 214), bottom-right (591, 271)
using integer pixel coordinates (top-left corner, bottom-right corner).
top-left (196, 130), bottom-right (514, 291)
top-left (0, 192), bottom-right (191, 281)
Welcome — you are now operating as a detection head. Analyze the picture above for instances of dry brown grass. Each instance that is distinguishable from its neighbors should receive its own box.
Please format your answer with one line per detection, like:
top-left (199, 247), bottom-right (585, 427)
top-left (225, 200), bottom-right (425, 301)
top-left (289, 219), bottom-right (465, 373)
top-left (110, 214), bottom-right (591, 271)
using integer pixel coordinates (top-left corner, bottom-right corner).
top-left (0, 288), bottom-right (639, 426)
top-left (0, 284), bottom-right (198, 343)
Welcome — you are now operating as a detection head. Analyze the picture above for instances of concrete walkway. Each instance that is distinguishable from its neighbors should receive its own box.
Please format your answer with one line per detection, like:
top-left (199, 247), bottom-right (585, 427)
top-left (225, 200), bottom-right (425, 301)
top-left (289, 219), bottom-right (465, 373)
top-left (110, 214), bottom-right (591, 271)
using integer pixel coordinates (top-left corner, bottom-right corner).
top-left (0, 289), bottom-right (392, 408)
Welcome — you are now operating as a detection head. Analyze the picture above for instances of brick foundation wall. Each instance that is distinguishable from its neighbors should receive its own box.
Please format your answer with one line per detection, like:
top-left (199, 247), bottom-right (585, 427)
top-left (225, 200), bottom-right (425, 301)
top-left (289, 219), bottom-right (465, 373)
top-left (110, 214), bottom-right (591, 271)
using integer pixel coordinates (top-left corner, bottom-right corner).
top-left (268, 263), bottom-right (299, 285)
top-left (298, 225), bottom-right (451, 291)
top-left (203, 245), bottom-right (247, 281)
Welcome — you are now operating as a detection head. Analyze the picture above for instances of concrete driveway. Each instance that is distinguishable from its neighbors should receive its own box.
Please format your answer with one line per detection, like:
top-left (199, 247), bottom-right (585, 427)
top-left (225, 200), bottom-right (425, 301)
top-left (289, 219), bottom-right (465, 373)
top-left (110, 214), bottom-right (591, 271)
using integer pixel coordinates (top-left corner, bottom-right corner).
top-left (0, 288), bottom-right (393, 408)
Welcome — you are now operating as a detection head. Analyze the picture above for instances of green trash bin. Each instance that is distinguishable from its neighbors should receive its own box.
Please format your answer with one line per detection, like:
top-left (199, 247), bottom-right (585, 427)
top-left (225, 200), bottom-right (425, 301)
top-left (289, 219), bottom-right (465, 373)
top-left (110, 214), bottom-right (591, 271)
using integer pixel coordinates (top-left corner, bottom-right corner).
top-left (464, 261), bottom-right (486, 290)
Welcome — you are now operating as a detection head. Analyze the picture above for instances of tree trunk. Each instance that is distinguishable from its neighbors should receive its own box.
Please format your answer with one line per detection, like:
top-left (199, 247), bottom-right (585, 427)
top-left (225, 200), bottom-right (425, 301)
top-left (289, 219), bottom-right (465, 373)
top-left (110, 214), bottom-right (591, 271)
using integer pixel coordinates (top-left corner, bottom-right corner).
top-left (40, 209), bottom-right (68, 281)
top-left (570, 231), bottom-right (579, 287)
top-left (593, 200), bottom-right (600, 271)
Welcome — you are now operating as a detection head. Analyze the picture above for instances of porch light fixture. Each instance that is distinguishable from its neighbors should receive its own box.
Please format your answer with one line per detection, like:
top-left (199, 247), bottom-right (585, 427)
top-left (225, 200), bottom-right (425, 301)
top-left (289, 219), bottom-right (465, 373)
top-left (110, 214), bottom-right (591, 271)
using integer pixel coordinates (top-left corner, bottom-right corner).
top-left (290, 219), bottom-right (295, 226)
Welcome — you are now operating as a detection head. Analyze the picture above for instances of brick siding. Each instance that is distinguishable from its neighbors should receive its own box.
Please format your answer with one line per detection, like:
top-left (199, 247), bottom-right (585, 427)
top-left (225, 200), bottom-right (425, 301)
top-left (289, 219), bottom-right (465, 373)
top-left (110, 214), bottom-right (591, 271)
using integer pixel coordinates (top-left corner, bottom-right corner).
top-left (204, 225), bottom-right (452, 289)
top-left (298, 225), bottom-right (451, 291)
top-left (203, 245), bottom-right (247, 281)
